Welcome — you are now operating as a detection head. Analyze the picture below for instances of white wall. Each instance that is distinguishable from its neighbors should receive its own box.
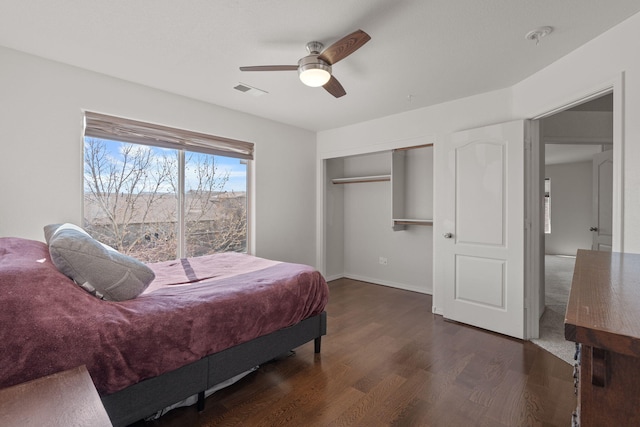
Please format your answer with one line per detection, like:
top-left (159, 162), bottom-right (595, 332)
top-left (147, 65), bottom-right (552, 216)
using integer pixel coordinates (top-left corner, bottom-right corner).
top-left (324, 157), bottom-right (345, 279)
top-left (317, 88), bottom-right (513, 157)
top-left (544, 161), bottom-right (593, 255)
top-left (317, 11), bottom-right (640, 312)
top-left (0, 46), bottom-right (318, 267)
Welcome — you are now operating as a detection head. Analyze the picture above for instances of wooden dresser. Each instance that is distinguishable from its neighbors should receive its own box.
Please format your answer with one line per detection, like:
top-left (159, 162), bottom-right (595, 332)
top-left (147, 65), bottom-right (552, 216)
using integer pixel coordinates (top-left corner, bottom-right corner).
top-left (0, 365), bottom-right (112, 427)
top-left (565, 249), bottom-right (640, 426)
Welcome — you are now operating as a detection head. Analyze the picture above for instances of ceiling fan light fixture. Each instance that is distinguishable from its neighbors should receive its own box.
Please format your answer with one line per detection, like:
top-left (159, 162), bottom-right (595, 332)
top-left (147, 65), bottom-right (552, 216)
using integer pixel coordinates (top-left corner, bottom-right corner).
top-left (298, 56), bottom-right (331, 87)
top-left (299, 67), bottom-right (331, 87)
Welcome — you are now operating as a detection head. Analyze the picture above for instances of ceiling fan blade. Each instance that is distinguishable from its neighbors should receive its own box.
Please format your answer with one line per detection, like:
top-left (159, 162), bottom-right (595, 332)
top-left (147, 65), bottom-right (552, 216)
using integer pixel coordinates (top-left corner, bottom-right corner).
top-left (323, 75), bottom-right (346, 98)
top-left (239, 65), bottom-right (298, 71)
top-left (318, 29), bottom-right (371, 65)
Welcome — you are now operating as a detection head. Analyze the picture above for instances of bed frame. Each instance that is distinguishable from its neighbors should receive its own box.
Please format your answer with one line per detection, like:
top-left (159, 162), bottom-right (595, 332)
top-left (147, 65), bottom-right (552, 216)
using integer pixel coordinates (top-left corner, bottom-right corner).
top-left (100, 311), bottom-right (327, 427)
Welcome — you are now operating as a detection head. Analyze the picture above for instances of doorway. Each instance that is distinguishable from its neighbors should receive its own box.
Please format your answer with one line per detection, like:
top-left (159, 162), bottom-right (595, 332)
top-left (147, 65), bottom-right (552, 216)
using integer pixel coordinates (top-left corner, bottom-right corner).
top-left (531, 93), bottom-right (613, 362)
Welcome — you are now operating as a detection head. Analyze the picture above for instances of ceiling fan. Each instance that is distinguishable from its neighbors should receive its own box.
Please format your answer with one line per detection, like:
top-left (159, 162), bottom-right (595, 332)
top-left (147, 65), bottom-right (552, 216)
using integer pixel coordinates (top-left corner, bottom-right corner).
top-left (239, 29), bottom-right (371, 98)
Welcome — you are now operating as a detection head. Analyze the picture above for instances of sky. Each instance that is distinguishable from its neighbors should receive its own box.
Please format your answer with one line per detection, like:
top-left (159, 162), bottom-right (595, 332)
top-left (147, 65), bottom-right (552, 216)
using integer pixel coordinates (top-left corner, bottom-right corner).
top-left (84, 137), bottom-right (247, 193)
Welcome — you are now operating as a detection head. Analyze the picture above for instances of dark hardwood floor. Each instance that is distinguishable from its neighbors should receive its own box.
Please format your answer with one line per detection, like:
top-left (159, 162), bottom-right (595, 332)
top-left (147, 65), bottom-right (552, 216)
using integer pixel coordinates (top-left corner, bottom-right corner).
top-left (137, 278), bottom-right (575, 426)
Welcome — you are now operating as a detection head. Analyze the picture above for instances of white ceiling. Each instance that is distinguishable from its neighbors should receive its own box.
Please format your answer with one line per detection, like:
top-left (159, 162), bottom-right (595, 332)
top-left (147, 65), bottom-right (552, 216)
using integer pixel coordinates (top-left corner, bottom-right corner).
top-left (1, 1), bottom-right (639, 132)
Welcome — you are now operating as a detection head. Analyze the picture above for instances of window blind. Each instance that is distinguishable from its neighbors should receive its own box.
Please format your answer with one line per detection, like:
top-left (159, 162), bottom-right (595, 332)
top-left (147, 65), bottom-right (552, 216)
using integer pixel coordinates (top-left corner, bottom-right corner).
top-left (84, 112), bottom-right (254, 160)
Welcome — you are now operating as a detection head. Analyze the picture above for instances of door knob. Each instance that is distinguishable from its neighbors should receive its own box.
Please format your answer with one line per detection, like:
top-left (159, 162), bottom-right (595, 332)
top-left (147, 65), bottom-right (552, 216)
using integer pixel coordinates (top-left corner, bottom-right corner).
top-left (443, 233), bottom-right (453, 239)
top-left (589, 227), bottom-right (598, 232)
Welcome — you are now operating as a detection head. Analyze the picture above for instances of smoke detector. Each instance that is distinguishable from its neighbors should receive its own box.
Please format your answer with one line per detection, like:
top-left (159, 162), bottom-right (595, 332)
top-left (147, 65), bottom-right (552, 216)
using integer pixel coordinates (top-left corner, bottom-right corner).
top-left (525, 26), bottom-right (553, 45)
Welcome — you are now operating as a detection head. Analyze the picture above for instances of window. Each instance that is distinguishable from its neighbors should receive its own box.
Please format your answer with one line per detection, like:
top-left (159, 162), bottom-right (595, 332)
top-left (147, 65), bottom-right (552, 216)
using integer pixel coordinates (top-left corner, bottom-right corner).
top-left (544, 178), bottom-right (551, 234)
top-left (83, 112), bottom-right (252, 263)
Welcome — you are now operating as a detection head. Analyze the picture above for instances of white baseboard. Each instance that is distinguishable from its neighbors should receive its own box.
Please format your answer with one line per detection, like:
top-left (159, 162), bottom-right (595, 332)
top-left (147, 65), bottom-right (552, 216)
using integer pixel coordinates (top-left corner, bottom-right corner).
top-left (324, 274), bottom-right (344, 283)
top-left (326, 272), bottom-right (432, 296)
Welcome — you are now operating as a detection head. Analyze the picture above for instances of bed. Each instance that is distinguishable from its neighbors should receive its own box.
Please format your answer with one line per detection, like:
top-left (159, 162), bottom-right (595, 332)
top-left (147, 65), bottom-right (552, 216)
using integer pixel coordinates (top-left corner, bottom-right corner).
top-left (0, 236), bottom-right (328, 426)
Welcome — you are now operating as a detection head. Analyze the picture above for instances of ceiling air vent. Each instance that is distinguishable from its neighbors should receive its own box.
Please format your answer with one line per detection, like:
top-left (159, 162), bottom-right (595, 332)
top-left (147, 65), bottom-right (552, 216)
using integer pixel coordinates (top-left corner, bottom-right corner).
top-left (234, 83), bottom-right (268, 97)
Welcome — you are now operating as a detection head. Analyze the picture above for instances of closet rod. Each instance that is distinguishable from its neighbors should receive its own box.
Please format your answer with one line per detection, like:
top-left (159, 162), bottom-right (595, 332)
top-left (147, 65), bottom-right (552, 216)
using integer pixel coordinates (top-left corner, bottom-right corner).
top-left (332, 175), bottom-right (391, 184)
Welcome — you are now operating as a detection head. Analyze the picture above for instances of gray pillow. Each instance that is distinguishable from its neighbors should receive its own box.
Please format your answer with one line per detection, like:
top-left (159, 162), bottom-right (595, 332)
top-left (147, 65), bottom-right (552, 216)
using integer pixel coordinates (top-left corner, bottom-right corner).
top-left (45, 223), bottom-right (155, 301)
top-left (44, 223), bottom-right (84, 245)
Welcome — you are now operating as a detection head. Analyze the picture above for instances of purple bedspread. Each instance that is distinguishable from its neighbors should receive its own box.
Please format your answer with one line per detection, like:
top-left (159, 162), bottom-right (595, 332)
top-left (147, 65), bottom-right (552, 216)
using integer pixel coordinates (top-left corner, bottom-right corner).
top-left (0, 238), bottom-right (328, 395)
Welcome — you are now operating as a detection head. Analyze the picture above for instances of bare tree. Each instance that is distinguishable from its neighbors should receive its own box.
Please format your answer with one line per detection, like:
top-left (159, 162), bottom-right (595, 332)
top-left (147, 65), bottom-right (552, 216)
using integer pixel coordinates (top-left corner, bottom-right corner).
top-left (183, 154), bottom-right (248, 257)
top-left (83, 138), bottom-right (177, 260)
top-left (83, 138), bottom-right (247, 262)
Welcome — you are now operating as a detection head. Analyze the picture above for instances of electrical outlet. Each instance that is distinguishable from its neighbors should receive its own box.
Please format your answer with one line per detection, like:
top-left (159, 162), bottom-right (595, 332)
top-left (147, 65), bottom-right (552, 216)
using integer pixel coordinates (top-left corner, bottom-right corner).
top-left (379, 256), bottom-right (388, 265)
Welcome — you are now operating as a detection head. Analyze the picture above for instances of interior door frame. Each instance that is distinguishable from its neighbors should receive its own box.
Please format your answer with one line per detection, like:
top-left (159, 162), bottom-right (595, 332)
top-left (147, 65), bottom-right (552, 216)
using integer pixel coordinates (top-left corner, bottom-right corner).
top-left (525, 73), bottom-right (625, 339)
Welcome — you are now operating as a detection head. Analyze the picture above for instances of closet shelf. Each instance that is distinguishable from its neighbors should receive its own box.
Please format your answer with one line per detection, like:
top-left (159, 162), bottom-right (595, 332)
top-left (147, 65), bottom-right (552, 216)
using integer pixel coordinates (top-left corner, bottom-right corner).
top-left (393, 219), bottom-right (433, 226)
top-left (392, 143), bottom-right (434, 151)
top-left (332, 175), bottom-right (391, 184)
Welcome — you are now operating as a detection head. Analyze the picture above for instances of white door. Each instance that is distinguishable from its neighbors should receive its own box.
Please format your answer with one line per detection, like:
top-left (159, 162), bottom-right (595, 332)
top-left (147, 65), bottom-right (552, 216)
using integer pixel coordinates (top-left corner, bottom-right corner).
top-left (592, 149), bottom-right (613, 251)
top-left (440, 120), bottom-right (527, 339)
